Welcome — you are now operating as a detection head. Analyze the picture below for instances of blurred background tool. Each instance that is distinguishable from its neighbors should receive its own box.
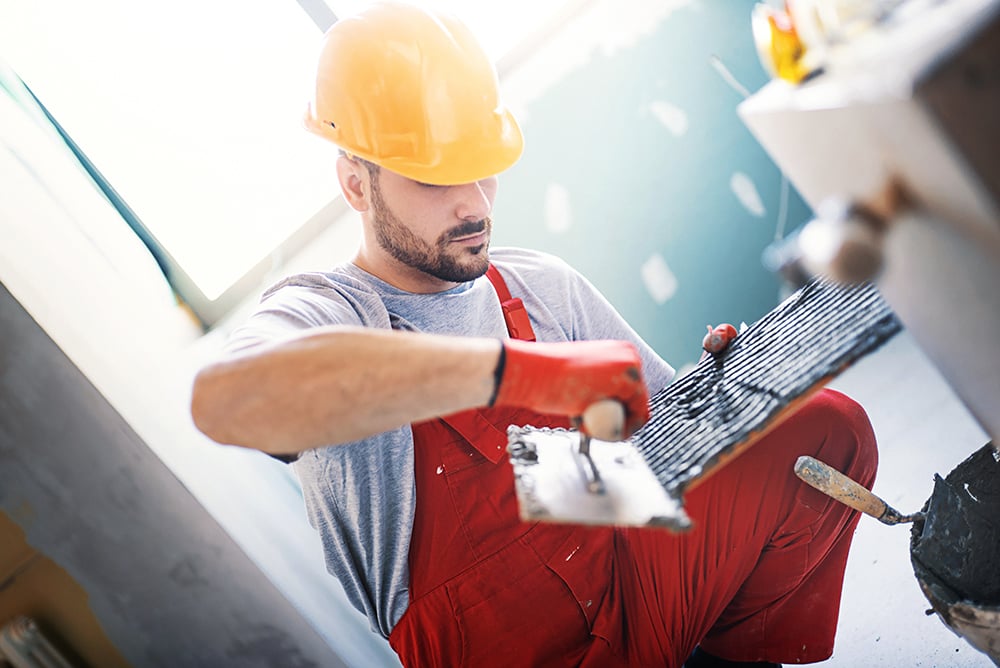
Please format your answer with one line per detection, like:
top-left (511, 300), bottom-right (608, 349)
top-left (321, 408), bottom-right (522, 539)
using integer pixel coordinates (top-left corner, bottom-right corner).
top-left (740, 0), bottom-right (1000, 661)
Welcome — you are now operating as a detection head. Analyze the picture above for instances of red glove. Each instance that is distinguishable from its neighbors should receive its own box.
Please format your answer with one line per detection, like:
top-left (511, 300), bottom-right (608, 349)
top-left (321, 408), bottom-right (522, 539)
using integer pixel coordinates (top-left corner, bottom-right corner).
top-left (491, 339), bottom-right (650, 438)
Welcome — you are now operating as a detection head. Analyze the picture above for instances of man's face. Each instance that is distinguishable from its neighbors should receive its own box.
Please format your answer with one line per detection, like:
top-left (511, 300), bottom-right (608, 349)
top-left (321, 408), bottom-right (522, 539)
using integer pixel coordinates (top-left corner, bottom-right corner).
top-left (366, 166), bottom-right (498, 285)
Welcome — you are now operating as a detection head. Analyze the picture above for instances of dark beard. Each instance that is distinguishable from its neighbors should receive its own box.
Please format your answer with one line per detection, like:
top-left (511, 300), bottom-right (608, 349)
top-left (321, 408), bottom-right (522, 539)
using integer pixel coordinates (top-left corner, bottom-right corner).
top-left (369, 175), bottom-right (491, 283)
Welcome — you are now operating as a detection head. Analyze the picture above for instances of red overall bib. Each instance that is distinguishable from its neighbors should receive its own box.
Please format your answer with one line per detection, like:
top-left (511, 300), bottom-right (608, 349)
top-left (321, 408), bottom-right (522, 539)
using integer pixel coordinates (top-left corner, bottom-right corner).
top-left (387, 268), bottom-right (877, 667)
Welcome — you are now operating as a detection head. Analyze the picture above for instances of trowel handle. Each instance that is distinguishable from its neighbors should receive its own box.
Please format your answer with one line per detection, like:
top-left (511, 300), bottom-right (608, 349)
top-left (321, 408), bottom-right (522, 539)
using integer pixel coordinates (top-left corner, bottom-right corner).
top-left (581, 399), bottom-right (625, 442)
top-left (794, 456), bottom-right (916, 525)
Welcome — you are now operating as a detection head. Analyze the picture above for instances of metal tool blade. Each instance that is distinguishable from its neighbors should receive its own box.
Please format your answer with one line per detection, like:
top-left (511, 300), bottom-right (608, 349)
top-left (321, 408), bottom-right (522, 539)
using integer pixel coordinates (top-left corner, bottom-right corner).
top-left (577, 432), bottom-right (606, 494)
top-left (507, 425), bottom-right (692, 531)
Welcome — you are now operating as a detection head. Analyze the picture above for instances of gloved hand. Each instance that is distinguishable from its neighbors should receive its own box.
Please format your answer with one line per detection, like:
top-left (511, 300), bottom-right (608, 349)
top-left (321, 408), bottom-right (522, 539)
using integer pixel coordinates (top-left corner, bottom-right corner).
top-left (491, 339), bottom-right (650, 438)
top-left (701, 323), bottom-right (738, 360)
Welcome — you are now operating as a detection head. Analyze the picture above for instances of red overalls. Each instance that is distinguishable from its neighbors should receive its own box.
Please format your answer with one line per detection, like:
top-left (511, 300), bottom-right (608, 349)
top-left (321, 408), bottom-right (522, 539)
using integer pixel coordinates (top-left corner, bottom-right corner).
top-left (387, 268), bottom-right (877, 667)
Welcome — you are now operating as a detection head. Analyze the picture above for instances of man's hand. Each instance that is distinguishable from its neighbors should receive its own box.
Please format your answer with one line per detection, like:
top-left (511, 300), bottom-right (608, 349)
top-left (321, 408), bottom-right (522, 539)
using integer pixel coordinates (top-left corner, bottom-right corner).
top-left (491, 339), bottom-right (650, 438)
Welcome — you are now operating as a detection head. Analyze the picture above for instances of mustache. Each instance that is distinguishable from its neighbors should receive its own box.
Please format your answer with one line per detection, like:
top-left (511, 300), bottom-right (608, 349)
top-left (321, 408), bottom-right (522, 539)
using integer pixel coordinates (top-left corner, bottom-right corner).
top-left (445, 217), bottom-right (491, 241)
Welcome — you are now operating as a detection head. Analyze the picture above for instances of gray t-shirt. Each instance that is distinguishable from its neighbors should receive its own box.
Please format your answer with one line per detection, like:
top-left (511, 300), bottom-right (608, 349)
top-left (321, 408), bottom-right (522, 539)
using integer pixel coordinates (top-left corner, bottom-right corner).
top-left (226, 247), bottom-right (675, 637)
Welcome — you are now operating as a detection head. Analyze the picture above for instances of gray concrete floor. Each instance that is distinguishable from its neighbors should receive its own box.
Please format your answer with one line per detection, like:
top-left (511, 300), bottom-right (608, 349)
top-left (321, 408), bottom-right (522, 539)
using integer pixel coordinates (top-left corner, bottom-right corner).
top-left (824, 330), bottom-right (994, 667)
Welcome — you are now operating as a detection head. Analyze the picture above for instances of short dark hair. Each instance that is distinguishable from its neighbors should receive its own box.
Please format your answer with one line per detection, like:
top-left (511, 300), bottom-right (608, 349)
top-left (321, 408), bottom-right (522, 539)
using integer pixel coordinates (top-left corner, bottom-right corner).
top-left (338, 149), bottom-right (380, 177)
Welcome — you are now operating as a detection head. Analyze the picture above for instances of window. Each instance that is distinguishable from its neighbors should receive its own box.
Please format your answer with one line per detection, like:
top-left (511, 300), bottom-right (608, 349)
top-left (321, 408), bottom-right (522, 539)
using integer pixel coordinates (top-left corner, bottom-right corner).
top-left (1, 0), bottom-right (578, 325)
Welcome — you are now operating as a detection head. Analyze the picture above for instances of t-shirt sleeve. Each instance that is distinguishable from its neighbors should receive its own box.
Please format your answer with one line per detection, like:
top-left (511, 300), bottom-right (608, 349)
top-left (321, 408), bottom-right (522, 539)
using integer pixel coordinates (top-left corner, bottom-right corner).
top-left (224, 278), bottom-right (370, 355)
top-left (561, 263), bottom-right (676, 394)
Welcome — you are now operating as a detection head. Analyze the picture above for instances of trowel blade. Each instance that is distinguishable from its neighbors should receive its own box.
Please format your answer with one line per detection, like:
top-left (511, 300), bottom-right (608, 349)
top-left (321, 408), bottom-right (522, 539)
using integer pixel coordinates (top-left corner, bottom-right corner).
top-left (507, 425), bottom-right (691, 531)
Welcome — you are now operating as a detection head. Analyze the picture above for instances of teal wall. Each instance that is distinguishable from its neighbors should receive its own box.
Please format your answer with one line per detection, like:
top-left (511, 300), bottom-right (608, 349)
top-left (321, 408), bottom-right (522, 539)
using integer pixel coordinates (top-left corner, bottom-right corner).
top-left (492, 1), bottom-right (811, 369)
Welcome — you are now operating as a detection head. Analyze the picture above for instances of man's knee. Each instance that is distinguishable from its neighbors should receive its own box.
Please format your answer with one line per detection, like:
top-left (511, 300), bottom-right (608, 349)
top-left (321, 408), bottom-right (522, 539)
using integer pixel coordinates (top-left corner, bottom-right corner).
top-left (805, 388), bottom-right (878, 487)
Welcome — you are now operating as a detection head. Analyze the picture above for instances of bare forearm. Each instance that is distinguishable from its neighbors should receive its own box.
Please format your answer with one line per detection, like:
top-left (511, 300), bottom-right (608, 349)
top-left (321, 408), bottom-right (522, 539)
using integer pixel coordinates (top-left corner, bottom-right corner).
top-left (191, 326), bottom-right (500, 454)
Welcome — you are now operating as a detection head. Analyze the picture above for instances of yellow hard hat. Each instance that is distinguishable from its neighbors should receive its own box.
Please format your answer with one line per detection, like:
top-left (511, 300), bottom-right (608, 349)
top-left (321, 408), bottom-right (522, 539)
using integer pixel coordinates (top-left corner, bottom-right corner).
top-left (304, 2), bottom-right (524, 186)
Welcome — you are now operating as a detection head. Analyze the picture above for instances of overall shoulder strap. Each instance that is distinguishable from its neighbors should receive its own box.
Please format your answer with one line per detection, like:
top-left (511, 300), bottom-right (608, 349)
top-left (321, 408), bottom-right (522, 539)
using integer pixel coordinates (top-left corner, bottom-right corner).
top-left (485, 264), bottom-right (536, 342)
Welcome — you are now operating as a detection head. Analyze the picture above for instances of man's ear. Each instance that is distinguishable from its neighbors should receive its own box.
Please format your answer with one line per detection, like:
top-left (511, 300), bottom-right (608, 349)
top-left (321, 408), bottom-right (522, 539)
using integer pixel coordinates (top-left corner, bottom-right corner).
top-left (336, 155), bottom-right (369, 212)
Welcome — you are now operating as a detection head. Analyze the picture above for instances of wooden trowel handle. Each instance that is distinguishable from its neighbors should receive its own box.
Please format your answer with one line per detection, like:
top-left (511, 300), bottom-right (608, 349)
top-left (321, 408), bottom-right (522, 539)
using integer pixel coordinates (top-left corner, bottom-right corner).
top-left (794, 455), bottom-right (916, 525)
top-left (582, 399), bottom-right (625, 442)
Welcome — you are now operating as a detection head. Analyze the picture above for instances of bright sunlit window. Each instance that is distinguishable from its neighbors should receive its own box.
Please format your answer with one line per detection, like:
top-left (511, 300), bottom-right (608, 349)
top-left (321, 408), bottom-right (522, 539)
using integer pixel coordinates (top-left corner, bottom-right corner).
top-left (1, 0), bottom-right (573, 306)
top-left (1, 0), bottom-right (333, 301)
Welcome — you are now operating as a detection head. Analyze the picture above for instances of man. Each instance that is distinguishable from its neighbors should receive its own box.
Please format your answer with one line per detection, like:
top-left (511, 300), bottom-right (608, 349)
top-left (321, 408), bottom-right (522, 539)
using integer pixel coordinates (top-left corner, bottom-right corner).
top-left (191, 4), bottom-right (877, 667)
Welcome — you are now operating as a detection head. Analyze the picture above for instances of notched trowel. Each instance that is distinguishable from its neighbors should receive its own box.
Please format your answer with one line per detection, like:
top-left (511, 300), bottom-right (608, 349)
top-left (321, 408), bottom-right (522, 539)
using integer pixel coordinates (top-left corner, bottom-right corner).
top-left (507, 278), bottom-right (903, 534)
top-left (507, 400), bottom-right (692, 531)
